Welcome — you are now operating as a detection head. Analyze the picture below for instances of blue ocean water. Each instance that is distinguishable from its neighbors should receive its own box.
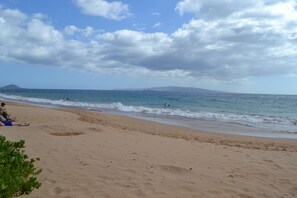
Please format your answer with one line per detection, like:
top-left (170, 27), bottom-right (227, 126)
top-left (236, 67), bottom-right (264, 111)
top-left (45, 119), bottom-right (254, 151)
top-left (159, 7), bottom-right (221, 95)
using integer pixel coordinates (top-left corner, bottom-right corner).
top-left (0, 89), bottom-right (297, 134)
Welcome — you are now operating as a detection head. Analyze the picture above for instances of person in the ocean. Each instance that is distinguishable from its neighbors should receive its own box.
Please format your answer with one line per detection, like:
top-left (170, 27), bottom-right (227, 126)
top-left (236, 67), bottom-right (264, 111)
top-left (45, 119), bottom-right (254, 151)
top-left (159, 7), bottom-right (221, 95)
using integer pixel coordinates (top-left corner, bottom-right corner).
top-left (63, 97), bottom-right (70, 101)
top-left (164, 102), bottom-right (170, 108)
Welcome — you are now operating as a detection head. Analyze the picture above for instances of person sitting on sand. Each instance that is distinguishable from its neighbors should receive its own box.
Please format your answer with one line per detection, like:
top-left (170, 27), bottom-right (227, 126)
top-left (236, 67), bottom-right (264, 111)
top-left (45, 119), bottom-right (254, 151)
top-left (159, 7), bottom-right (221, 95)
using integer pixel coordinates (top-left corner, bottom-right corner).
top-left (0, 102), bottom-right (15, 121)
top-left (0, 103), bottom-right (6, 121)
top-left (0, 103), bottom-right (28, 126)
top-left (0, 102), bottom-right (9, 120)
top-left (0, 119), bottom-right (30, 127)
top-left (0, 102), bottom-right (4, 114)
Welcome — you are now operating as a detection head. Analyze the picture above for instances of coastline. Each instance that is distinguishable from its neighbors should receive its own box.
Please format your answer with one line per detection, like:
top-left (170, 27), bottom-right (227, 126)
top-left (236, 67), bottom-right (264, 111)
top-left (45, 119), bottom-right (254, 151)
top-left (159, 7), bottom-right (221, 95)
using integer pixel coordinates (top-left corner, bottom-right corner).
top-left (1, 90), bottom-right (296, 136)
top-left (3, 97), bottom-right (297, 139)
top-left (1, 101), bottom-right (297, 197)
top-left (121, 112), bottom-right (297, 139)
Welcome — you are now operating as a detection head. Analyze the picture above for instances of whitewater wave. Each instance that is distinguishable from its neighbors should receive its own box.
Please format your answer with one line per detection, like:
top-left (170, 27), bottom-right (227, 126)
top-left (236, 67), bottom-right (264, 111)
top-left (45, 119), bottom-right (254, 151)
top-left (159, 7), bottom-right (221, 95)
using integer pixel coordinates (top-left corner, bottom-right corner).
top-left (0, 93), bottom-right (296, 133)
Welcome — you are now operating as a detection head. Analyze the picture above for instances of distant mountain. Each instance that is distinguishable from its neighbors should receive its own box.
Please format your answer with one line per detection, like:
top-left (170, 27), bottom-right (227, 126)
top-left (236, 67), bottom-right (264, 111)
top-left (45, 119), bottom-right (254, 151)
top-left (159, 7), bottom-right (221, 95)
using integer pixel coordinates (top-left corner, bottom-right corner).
top-left (0, 84), bottom-right (22, 90)
top-left (130, 86), bottom-right (226, 93)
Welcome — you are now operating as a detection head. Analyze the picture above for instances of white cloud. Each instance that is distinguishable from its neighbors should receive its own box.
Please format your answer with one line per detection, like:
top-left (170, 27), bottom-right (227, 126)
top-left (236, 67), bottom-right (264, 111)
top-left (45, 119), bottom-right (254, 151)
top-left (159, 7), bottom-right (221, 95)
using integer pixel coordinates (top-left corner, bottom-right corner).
top-left (64, 25), bottom-right (95, 37)
top-left (175, 0), bottom-right (202, 16)
top-left (175, 0), bottom-right (280, 19)
top-left (74, 0), bottom-right (131, 20)
top-left (153, 22), bottom-right (162, 28)
top-left (132, 23), bottom-right (146, 31)
top-left (1, 7), bottom-right (27, 24)
top-left (1, 1), bottom-right (297, 82)
top-left (172, 0), bottom-right (297, 79)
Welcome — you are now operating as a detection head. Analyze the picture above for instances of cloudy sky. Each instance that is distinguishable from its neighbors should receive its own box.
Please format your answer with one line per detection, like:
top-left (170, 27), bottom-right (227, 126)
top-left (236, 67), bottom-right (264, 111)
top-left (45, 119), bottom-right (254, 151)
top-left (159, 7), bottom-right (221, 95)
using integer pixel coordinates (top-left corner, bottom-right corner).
top-left (0, 0), bottom-right (297, 94)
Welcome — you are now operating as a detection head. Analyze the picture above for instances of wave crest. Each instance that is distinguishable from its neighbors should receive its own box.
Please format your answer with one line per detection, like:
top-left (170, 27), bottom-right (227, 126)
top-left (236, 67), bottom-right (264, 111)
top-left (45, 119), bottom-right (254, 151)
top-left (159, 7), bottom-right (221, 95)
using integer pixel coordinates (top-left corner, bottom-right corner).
top-left (0, 93), bottom-right (296, 133)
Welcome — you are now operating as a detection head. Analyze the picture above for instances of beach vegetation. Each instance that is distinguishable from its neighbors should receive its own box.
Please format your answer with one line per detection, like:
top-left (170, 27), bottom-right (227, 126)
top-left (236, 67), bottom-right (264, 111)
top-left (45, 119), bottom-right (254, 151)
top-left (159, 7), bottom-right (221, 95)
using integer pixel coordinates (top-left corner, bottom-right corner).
top-left (0, 136), bottom-right (41, 197)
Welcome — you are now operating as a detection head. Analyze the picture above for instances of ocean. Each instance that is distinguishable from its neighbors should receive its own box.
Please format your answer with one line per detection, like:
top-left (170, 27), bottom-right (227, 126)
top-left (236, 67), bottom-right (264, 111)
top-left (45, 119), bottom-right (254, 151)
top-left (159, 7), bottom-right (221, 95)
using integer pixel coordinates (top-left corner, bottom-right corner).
top-left (0, 89), bottom-right (297, 138)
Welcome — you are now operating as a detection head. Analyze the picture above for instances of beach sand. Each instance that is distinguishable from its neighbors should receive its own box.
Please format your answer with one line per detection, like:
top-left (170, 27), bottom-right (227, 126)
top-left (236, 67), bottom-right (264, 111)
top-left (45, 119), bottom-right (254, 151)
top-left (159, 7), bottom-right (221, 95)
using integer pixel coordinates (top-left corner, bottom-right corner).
top-left (1, 102), bottom-right (297, 198)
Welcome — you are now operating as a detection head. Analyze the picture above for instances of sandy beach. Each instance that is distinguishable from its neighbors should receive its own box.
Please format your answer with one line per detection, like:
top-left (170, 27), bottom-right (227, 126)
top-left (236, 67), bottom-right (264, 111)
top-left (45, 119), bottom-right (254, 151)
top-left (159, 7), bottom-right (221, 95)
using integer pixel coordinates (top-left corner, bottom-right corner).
top-left (1, 101), bottom-right (297, 198)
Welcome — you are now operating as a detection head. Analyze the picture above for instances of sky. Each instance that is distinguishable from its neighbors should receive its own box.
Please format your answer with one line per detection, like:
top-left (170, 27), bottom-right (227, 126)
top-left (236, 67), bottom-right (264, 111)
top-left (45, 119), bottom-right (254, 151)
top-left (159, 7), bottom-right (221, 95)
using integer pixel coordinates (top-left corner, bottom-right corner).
top-left (0, 0), bottom-right (297, 94)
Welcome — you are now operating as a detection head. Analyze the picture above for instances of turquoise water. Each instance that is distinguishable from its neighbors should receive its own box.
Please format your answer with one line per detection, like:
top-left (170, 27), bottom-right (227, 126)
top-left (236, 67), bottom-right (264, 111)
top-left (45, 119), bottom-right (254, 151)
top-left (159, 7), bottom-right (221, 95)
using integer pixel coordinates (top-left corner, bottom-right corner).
top-left (0, 89), bottom-right (297, 134)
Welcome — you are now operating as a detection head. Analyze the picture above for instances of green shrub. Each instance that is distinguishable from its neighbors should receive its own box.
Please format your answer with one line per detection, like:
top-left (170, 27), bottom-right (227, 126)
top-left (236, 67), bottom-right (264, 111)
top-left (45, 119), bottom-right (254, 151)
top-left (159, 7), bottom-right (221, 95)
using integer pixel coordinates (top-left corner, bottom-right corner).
top-left (0, 136), bottom-right (41, 197)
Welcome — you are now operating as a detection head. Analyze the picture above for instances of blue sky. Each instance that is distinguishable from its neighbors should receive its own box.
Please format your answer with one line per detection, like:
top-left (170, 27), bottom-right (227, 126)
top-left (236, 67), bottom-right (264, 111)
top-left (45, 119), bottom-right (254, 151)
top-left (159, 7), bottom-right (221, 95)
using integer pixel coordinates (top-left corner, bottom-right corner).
top-left (0, 0), bottom-right (297, 94)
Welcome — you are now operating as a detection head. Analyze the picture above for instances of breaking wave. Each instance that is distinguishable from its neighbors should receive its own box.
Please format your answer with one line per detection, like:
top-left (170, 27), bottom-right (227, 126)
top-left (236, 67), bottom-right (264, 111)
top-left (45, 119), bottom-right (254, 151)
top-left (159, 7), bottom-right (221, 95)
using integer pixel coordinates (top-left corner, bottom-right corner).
top-left (0, 93), bottom-right (296, 133)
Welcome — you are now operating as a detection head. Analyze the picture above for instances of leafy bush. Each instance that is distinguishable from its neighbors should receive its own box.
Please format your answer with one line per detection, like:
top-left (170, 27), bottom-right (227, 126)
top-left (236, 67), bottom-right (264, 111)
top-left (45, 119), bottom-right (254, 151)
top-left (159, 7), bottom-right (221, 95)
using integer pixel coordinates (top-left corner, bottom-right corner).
top-left (0, 136), bottom-right (41, 197)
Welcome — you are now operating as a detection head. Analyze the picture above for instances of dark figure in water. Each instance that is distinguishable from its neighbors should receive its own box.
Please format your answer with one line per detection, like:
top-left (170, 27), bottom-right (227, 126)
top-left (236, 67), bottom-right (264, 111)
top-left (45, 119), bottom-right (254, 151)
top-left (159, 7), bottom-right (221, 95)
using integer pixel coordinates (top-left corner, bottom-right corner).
top-left (164, 103), bottom-right (170, 108)
top-left (63, 97), bottom-right (70, 101)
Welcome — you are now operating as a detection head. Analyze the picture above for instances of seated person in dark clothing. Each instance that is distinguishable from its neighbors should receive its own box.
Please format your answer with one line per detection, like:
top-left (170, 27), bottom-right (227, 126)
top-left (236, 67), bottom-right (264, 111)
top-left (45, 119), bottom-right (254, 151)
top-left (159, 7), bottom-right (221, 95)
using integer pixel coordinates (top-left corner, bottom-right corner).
top-left (0, 102), bottom-right (15, 121)
top-left (0, 102), bottom-right (28, 126)
top-left (0, 102), bottom-right (8, 119)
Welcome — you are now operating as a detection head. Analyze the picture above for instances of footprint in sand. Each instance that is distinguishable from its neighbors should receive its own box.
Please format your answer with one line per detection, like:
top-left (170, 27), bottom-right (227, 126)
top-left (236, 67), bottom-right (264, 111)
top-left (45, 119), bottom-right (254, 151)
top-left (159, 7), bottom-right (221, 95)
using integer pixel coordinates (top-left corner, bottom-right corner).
top-left (50, 186), bottom-right (71, 196)
top-left (49, 187), bottom-right (63, 195)
top-left (157, 165), bottom-right (191, 174)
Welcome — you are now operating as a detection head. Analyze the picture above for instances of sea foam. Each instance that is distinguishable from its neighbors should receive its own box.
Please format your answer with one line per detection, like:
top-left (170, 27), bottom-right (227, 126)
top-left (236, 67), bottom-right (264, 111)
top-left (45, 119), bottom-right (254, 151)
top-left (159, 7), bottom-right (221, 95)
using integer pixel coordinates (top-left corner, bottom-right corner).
top-left (0, 93), bottom-right (296, 133)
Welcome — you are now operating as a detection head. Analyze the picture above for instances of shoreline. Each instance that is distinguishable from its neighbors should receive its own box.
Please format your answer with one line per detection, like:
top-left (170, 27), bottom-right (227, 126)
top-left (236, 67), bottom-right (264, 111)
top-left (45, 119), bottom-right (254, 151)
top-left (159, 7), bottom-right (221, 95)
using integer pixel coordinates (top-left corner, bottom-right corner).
top-left (121, 112), bottom-right (297, 139)
top-left (1, 101), bottom-right (297, 197)
top-left (1, 90), bottom-right (297, 136)
top-left (3, 100), bottom-right (297, 150)
top-left (2, 98), bottom-right (297, 139)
